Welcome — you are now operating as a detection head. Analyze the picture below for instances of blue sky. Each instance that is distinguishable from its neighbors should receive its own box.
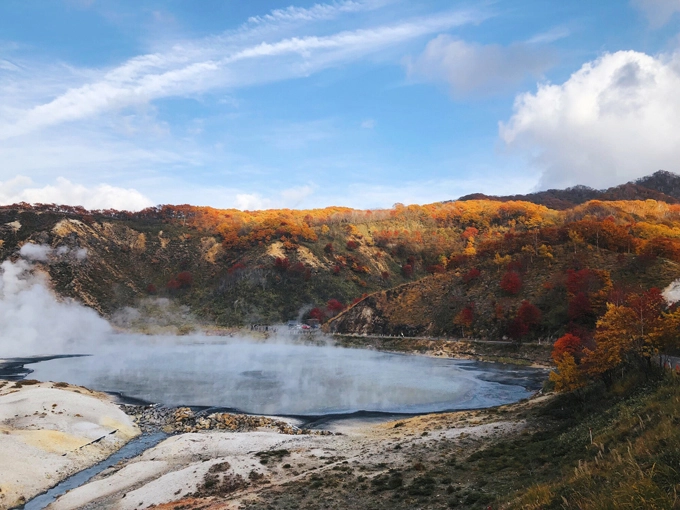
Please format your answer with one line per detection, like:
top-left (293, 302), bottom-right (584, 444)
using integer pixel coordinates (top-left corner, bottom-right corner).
top-left (1, 0), bottom-right (680, 210)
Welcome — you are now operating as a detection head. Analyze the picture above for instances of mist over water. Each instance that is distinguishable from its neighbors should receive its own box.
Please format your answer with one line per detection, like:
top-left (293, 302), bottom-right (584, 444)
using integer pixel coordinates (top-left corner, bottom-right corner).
top-left (1, 250), bottom-right (543, 416)
top-left (29, 336), bottom-right (541, 415)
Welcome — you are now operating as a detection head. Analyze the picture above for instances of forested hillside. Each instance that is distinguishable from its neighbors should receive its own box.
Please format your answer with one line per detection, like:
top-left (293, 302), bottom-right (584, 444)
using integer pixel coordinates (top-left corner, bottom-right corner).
top-left (2, 172), bottom-right (680, 342)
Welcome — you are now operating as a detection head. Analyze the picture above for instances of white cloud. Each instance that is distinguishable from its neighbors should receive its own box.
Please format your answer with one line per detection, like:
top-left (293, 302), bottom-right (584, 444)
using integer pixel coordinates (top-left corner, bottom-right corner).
top-left (0, 8), bottom-right (481, 140)
top-left (235, 193), bottom-right (271, 211)
top-left (632, 0), bottom-right (680, 26)
top-left (361, 118), bottom-right (376, 129)
top-left (0, 176), bottom-right (154, 210)
top-left (234, 184), bottom-right (316, 210)
top-left (501, 50), bottom-right (680, 190)
top-left (280, 184), bottom-right (315, 205)
top-left (246, 0), bottom-right (382, 25)
top-left (405, 35), bottom-right (555, 96)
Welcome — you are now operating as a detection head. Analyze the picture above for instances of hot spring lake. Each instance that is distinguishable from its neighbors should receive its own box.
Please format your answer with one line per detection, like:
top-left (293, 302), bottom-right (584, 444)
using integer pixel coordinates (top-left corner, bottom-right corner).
top-left (27, 336), bottom-right (545, 416)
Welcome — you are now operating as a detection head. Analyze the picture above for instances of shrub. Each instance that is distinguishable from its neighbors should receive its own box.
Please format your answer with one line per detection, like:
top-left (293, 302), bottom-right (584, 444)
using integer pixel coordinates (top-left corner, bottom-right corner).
top-left (500, 271), bottom-right (522, 294)
top-left (462, 267), bottom-right (481, 283)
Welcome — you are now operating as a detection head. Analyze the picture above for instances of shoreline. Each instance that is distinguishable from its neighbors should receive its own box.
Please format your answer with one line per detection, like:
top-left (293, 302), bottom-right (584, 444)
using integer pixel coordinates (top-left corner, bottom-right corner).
top-left (1, 336), bottom-right (553, 509)
top-left (42, 388), bottom-right (551, 510)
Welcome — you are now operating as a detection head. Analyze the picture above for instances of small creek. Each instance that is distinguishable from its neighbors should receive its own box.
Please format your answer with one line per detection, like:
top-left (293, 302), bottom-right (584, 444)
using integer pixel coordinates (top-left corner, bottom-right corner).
top-left (19, 432), bottom-right (166, 510)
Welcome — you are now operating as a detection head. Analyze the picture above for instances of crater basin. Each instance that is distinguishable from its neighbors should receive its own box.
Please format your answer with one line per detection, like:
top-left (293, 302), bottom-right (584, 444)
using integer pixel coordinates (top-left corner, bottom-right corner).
top-left (28, 336), bottom-right (545, 416)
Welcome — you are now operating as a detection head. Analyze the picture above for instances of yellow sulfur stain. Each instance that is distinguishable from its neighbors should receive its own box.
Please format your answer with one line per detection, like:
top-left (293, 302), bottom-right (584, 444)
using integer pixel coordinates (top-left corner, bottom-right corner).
top-left (100, 416), bottom-right (138, 439)
top-left (14, 430), bottom-right (87, 454)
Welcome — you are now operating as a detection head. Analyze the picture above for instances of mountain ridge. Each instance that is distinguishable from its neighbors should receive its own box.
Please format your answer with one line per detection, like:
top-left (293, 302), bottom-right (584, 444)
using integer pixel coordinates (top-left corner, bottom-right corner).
top-left (457, 170), bottom-right (680, 210)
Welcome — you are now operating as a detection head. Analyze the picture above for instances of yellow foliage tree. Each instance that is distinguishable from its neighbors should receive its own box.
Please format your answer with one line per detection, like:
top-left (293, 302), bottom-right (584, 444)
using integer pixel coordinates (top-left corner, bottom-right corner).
top-left (585, 291), bottom-right (665, 377)
top-left (549, 353), bottom-right (586, 392)
top-left (538, 243), bottom-right (554, 263)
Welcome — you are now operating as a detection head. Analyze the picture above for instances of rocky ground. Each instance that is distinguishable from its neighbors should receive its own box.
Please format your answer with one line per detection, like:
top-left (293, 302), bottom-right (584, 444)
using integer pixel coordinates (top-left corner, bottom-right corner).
top-left (0, 380), bottom-right (139, 510)
top-left (124, 404), bottom-right (336, 436)
top-left (39, 394), bottom-right (550, 510)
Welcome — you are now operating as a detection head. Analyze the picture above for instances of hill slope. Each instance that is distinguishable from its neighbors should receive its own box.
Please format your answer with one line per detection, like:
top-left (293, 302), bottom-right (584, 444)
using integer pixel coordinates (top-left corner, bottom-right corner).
top-left (1, 172), bottom-right (680, 335)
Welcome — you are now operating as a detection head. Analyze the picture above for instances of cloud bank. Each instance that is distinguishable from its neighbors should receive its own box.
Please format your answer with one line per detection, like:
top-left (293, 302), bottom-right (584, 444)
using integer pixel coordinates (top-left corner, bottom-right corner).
top-left (0, 176), bottom-right (154, 211)
top-left (501, 50), bottom-right (680, 190)
top-left (405, 35), bottom-right (555, 96)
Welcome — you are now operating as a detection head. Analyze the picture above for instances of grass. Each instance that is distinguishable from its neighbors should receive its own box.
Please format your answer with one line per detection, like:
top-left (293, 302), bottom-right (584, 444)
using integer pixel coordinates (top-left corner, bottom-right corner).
top-left (235, 370), bottom-right (680, 510)
top-left (501, 373), bottom-right (680, 509)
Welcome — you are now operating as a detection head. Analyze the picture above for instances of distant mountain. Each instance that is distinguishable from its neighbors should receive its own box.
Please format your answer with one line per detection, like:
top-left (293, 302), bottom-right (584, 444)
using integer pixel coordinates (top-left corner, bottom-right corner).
top-left (458, 171), bottom-right (680, 209)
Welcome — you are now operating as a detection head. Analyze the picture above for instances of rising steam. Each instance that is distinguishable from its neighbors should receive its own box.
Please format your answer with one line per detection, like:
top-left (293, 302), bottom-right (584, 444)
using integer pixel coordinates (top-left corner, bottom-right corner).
top-left (0, 245), bottom-right (109, 356)
top-left (1, 244), bottom-right (542, 415)
top-left (663, 278), bottom-right (680, 304)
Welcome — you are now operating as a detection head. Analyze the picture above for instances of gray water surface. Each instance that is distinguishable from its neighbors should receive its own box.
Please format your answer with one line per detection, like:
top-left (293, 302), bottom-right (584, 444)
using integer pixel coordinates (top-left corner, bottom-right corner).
top-left (29, 336), bottom-right (543, 416)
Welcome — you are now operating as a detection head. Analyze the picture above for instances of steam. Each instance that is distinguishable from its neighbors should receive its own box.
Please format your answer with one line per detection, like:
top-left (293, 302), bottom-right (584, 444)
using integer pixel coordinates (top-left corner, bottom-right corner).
top-left (0, 257), bottom-right (110, 356)
top-left (663, 278), bottom-right (680, 304)
top-left (19, 242), bottom-right (88, 262)
top-left (0, 245), bottom-right (541, 416)
top-left (111, 298), bottom-right (201, 335)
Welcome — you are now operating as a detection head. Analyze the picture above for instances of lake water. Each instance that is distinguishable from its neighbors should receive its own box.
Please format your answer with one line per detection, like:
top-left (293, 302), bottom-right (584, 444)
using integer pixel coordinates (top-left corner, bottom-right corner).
top-left (28, 335), bottom-right (544, 416)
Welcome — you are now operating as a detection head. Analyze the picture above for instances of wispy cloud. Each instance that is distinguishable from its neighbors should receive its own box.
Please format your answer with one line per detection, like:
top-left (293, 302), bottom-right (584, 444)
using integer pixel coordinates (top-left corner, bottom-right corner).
top-left (0, 1), bottom-right (492, 210)
top-left (631, 0), bottom-right (680, 27)
top-left (246, 0), bottom-right (385, 25)
top-left (0, 6), bottom-right (482, 140)
top-left (526, 26), bottom-right (571, 44)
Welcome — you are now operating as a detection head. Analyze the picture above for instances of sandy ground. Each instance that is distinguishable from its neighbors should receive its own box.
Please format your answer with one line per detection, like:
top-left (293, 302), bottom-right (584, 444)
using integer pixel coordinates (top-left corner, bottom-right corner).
top-left (0, 380), bottom-right (139, 510)
top-left (44, 398), bottom-right (542, 510)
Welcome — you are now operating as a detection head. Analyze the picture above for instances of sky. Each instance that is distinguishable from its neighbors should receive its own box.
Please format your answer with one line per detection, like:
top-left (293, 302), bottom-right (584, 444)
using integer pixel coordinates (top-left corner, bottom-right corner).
top-left (1, 0), bottom-right (680, 211)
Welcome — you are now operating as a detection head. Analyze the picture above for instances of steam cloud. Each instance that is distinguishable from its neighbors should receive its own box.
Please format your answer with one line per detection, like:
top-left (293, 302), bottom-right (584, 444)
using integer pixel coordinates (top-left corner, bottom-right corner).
top-left (0, 256), bottom-right (110, 357)
top-left (1, 245), bottom-right (541, 415)
top-left (662, 278), bottom-right (680, 304)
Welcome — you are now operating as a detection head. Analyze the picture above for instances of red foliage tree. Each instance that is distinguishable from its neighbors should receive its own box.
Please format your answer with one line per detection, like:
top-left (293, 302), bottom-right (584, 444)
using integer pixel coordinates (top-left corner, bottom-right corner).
top-left (332, 265), bottom-right (341, 275)
top-left (508, 301), bottom-right (541, 341)
top-left (626, 287), bottom-right (665, 323)
top-left (402, 264), bottom-right (413, 277)
top-left (290, 261), bottom-right (306, 274)
top-left (507, 317), bottom-right (529, 340)
top-left (228, 262), bottom-right (246, 274)
top-left (447, 254), bottom-right (469, 270)
top-left (274, 257), bottom-right (290, 272)
top-left (346, 240), bottom-right (359, 251)
top-left (552, 333), bottom-right (583, 362)
top-left (500, 271), bottom-right (522, 294)
top-left (462, 267), bottom-right (481, 283)
top-left (459, 305), bottom-right (475, 327)
top-left (327, 299), bottom-right (345, 315)
top-left (324, 243), bottom-right (334, 254)
top-left (166, 278), bottom-right (181, 291)
top-left (461, 226), bottom-right (479, 240)
top-left (568, 292), bottom-right (593, 322)
top-left (565, 268), bottom-right (600, 295)
top-left (175, 271), bottom-right (193, 288)
top-left (309, 307), bottom-right (326, 322)
top-left (426, 264), bottom-right (446, 274)
top-left (517, 300), bottom-right (541, 328)
top-left (146, 283), bottom-right (157, 295)
top-left (381, 271), bottom-right (390, 280)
